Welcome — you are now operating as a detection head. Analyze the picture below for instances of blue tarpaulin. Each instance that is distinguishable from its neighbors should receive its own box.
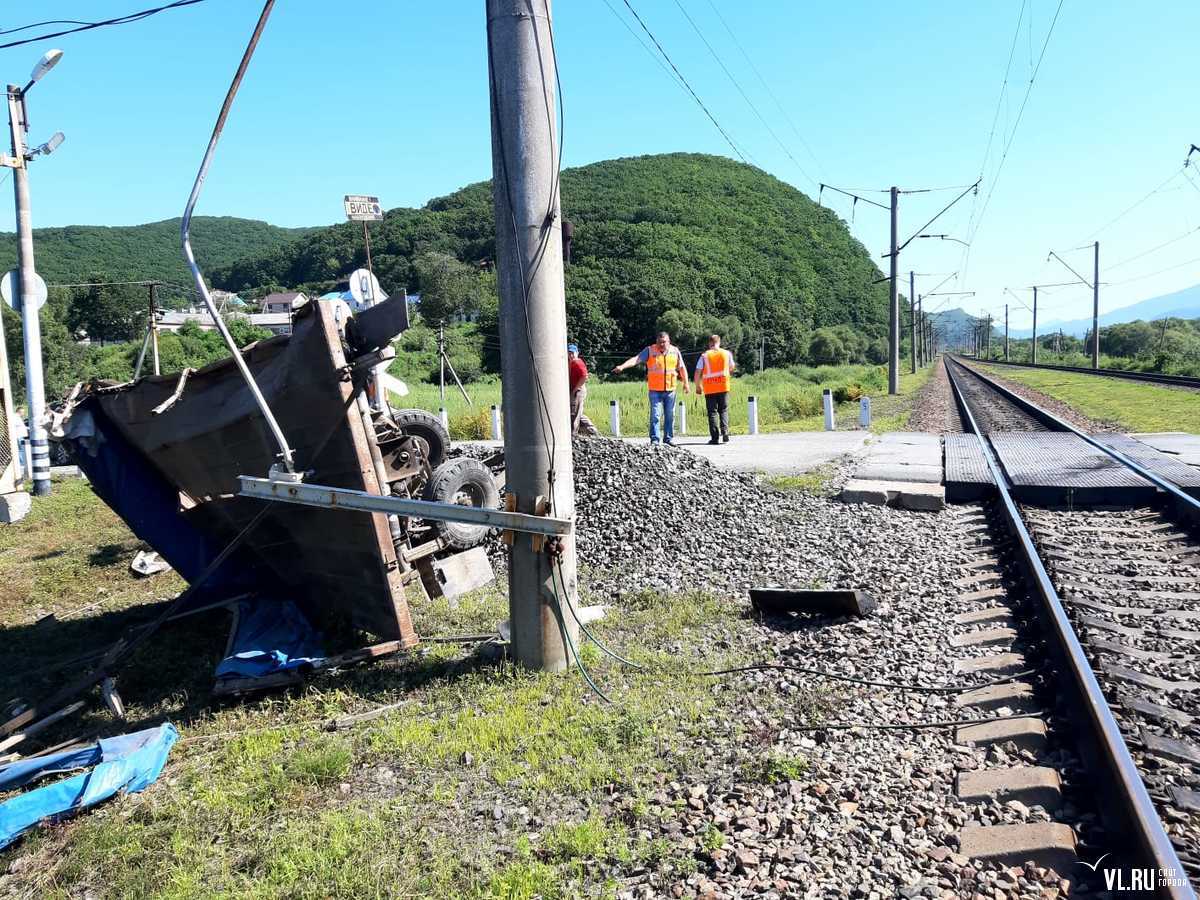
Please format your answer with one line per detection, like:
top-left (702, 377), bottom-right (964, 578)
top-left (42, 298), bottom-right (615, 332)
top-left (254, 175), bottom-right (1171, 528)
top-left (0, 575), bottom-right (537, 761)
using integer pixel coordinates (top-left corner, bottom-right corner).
top-left (0, 723), bottom-right (178, 849)
top-left (215, 597), bottom-right (325, 680)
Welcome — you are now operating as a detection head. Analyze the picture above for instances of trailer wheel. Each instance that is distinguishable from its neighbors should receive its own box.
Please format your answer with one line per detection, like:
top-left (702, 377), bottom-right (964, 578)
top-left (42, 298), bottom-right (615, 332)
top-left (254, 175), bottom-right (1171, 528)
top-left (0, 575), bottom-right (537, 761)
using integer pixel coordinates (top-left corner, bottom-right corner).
top-left (422, 457), bottom-right (501, 550)
top-left (391, 408), bottom-right (450, 469)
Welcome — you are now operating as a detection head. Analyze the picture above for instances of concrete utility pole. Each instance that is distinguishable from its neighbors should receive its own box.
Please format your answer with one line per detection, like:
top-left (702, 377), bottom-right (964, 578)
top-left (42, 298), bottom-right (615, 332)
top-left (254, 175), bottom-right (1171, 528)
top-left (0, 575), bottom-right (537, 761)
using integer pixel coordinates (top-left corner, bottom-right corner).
top-left (1031, 287), bottom-right (1038, 365)
top-left (888, 187), bottom-right (899, 394)
top-left (908, 271), bottom-right (916, 374)
top-left (149, 282), bottom-right (161, 376)
top-left (1092, 240), bottom-right (1100, 368)
top-left (917, 297), bottom-right (924, 366)
top-left (985, 314), bottom-right (992, 359)
top-left (486, 0), bottom-right (578, 672)
top-left (1004, 304), bottom-right (1009, 361)
top-left (6, 84), bottom-right (50, 496)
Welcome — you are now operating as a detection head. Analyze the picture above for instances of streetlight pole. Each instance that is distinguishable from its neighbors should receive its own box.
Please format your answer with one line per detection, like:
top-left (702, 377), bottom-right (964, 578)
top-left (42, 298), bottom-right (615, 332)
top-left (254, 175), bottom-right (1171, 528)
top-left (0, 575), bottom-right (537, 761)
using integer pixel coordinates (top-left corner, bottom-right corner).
top-left (6, 85), bottom-right (48, 496)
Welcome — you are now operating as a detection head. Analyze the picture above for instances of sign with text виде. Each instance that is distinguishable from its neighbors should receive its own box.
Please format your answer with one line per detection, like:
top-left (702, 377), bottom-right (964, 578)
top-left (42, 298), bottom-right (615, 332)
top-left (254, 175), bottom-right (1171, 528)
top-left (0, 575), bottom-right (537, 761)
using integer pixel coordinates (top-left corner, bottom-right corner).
top-left (344, 195), bottom-right (383, 222)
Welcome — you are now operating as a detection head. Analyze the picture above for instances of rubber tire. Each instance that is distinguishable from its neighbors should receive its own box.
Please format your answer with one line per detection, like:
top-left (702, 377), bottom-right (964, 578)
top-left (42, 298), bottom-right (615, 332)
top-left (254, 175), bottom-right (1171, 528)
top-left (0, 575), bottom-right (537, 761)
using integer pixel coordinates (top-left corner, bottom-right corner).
top-left (391, 408), bottom-right (450, 469)
top-left (421, 457), bottom-right (501, 550)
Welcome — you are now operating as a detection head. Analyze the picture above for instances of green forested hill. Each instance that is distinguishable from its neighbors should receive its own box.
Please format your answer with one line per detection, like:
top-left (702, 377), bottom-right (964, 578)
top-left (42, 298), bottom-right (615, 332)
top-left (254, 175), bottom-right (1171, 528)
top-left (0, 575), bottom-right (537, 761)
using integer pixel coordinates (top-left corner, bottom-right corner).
top-left (0, 216), bottom-right (313, 290)
top-left (212, 153), bottom-right (891, 367)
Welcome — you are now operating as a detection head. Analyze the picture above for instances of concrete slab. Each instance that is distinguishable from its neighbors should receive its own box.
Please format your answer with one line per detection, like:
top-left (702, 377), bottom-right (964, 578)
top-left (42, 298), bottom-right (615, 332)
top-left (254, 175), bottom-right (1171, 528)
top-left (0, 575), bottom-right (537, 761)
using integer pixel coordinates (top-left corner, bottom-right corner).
top-left (0, 491), bottom-right (31, 524)
top-left (855, 463), bottom-right (942, 484)
top-left (956, 717), bottom-right (1047, 752)
top-left (839, 478), bottom-right (945, 511)
top-left (957, 823), bottom-right (1077, 873)
top-left (957, 765), bottom-right (1062, 810)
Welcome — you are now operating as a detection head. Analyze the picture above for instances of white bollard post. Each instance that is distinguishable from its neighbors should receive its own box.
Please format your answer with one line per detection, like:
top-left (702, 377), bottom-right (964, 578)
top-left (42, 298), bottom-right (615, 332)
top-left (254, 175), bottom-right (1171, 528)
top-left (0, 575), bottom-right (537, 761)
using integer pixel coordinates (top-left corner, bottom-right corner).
top-left (678, 398), bottom-right (687, 435)
top-left (822, 389), bottom-right (835, 431)
top-left (609, 399), bottom-right (621, 437)
top-left (748, 395), bottom-right (759, 435)
top-left (439, 407), bottom-right (449, 429)
top-left (490, 404), bottom-right (502, 440)
top-left (859, 396), bottom-right (871, 428)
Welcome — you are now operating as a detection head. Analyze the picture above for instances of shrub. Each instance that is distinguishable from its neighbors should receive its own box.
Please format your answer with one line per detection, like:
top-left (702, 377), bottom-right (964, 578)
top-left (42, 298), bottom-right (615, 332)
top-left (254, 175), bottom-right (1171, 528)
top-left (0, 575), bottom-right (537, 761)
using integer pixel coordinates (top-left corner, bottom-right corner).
top-left (774, 389), bottom-right (821, 420)
top-left (832, 383), bottom-right (863, 403)
top-left (449, 407), bottom-right (491, 440)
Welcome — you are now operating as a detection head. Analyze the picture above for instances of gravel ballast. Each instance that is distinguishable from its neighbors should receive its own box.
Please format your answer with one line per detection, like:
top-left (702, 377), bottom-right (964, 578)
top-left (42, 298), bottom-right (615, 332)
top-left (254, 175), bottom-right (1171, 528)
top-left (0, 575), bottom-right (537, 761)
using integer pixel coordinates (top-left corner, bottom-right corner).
top-left (480, 437), bottom-right (1094, 897)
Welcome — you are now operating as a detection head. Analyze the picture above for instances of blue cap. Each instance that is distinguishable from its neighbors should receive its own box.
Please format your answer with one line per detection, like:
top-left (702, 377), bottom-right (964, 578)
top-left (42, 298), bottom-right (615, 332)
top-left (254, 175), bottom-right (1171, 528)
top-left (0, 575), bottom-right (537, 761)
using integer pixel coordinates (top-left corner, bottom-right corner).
top-left (567, 343), bottom-right (579, 353)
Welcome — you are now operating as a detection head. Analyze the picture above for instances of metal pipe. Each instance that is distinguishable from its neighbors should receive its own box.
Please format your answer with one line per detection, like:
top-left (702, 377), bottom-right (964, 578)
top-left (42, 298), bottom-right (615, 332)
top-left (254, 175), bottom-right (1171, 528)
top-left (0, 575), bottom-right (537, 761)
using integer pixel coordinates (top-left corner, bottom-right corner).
top-left (179, 0), bottom-right (295, 474)
top-left (238, 476), bottom-right (572, 536)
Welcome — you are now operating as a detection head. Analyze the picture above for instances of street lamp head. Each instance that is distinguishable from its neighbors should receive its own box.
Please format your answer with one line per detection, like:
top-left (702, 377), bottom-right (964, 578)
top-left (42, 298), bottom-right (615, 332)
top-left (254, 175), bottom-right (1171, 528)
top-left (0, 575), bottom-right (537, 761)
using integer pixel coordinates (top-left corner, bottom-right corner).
top-left (33, 131), bottom-right (65, 156)
top-left (29, 49), bottom-right (64, 86)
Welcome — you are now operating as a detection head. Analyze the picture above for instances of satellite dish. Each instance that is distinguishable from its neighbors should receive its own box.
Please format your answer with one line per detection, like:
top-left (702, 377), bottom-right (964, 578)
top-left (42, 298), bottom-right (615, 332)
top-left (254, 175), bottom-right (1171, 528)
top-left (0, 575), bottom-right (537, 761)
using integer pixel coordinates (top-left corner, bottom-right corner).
top-left (1, 269), bottom-right (48, 313)
top-left (347, 268), bottom-right (386, 310)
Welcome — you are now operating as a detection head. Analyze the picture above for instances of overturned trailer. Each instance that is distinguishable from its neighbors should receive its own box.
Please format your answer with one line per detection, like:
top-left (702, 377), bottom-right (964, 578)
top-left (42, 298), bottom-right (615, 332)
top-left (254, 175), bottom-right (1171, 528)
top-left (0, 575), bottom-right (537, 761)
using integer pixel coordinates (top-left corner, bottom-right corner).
top-left (59, 295), bottom-right (499, 658)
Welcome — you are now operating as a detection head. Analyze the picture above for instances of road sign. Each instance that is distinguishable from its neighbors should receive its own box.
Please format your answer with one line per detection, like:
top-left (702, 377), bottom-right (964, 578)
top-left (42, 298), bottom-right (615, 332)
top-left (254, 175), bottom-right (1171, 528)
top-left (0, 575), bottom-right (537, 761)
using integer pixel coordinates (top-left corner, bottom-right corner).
top-left (1, 269), bottom-right (48, 313)
top-left (347, 268), bottom-right (387, 309)
top-left (344, 195), bottom-right (384, 221)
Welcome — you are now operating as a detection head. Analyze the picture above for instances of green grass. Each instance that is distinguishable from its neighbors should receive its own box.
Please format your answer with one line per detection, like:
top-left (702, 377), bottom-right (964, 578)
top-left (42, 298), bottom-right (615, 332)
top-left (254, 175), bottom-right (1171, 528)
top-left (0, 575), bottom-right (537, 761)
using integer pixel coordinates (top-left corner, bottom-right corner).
top-left (0, 485), bottom-right (840, 898)
top-left (762, 464), bottom-right (837, 496)
top-left (975, 363), bottom-right (1200, 432)
top-left (393, 362), bottom-right (936, 440)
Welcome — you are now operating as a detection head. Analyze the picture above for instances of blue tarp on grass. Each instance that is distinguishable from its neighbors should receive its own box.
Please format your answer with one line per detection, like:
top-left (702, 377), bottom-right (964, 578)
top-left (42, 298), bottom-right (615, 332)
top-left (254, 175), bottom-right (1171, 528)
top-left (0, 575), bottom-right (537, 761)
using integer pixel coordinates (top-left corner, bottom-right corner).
top-left (0, 723), bottom-right (178, 849)
top-left (215, 597), bottom-right (325, 680)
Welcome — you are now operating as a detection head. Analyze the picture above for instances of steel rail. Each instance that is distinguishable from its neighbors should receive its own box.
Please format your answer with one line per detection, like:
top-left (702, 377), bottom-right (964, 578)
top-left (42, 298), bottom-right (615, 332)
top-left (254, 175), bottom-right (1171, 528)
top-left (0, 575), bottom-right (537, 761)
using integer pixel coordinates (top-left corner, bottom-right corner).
top-left (950, 356), bottom-right (1200, 517)
top-left (970, 356), bottom-right (1200, 389)
top-left (945, 362), bottom-right (1192, 898)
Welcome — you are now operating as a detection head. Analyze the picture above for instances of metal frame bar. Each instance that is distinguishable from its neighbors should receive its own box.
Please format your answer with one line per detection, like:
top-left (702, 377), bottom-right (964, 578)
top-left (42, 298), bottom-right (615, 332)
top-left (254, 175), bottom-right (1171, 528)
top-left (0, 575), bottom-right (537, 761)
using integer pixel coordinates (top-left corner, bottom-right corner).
top-left (238, 476), bottom-right (572, 537)
top-left (945, 361), bottom-right (1189, 896)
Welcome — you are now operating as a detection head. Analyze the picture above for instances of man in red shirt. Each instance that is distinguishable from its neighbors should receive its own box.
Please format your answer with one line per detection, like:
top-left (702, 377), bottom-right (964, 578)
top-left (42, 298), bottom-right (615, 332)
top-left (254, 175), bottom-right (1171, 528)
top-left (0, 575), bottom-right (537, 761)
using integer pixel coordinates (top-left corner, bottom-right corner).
top-left (568, 343), bottom-right (599, 436)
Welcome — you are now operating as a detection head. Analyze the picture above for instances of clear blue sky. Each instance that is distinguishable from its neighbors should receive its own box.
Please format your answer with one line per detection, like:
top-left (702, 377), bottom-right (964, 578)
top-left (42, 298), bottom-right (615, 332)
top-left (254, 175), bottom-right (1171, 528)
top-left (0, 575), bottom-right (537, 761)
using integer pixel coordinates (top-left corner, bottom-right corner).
top-left (4, 0), bottom-right (1199, 328)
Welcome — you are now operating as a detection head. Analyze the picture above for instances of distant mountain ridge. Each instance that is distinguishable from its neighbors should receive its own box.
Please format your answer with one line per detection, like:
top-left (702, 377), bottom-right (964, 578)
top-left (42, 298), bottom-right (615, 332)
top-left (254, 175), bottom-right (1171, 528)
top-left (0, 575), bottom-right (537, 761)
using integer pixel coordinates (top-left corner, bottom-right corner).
top-left (0, 216), bottom-right (314, 291)
top-left (1009, 283), bottom-right (1200, 338)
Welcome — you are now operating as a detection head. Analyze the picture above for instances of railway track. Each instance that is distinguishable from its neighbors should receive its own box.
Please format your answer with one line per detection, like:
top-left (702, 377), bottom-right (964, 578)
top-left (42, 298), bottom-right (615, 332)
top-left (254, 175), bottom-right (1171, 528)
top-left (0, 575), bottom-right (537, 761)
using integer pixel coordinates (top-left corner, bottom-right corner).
top-left (967, 356), bottom-right (1200, 391)
top-left (945, 356), bottom-right (1199, 897)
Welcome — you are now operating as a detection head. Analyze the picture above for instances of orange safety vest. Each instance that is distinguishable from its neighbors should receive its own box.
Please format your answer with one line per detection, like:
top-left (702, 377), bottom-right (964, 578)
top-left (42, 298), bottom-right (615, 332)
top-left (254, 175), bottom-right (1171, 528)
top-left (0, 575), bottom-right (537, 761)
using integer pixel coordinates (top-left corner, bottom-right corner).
top-left (646, 346), bottom-right (681, 391)
top-left (700, 349), bottom-right (732, 394)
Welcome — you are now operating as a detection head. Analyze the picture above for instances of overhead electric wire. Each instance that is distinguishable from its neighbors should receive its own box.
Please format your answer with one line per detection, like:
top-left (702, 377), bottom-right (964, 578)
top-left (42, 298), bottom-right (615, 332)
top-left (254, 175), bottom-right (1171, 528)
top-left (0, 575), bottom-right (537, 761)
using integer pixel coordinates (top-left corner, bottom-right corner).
top-left (967, 0), bottom-right (1066, 248)
top-left (700, 0), bottom-right (823, 176)
top-left (618, 0), bottom-right (751, 163)
top-left (1106, 253), bottom-right (1200, 288)
top-left (1105, 226), bottom-right (1200, 271)
top-left (0, 0), bottom-right (206, 50)
top-left (1081, 168), bottom-right (1186, 242)
top-left (670, 0), bottom-right (816, 187)
top-left (599, 0), bottom-right (689, 95)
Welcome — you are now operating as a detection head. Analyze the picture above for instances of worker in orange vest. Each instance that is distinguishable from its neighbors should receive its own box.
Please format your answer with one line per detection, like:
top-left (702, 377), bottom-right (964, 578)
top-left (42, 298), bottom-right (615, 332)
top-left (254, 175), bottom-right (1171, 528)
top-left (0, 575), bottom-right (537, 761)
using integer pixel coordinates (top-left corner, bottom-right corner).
top-left (612, 330), bottom-right (690, 445)
top-left (694, 334), bottom-right (736, 444)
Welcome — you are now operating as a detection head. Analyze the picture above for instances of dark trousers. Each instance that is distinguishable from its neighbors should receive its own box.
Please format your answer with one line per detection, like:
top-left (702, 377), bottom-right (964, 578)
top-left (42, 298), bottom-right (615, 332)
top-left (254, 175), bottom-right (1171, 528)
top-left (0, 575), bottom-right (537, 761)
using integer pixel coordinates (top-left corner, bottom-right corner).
top-left (705, 392), bottom-right (729, 440)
